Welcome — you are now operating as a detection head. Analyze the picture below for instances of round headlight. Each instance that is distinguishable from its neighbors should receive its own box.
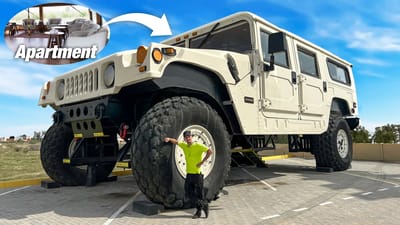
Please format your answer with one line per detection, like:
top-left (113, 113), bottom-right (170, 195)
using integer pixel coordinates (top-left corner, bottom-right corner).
top-left (104, 63), bottom-right (115, 88)
top-left (56, 80), bottom-right (65, 100)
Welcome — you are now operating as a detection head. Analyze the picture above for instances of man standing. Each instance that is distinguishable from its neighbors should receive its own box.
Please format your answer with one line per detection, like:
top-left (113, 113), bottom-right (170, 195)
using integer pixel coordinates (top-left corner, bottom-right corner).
top-left (164, 130), bottom-right (213, 219)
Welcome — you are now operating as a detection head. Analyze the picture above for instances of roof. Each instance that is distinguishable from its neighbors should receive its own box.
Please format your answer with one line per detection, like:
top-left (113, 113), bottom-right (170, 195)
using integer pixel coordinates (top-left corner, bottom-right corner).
top-left (162, 11), bottom-right (351, 66)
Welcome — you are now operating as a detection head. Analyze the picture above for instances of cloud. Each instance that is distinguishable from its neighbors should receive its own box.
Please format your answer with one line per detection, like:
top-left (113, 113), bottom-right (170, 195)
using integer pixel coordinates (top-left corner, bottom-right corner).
top-left (348, 30), bottom-right (400, 52)
top-left (0, 67), bottom-right (45, 98)
top-left (312, 15), bottom-right (400, 52)
top-left (357, 70), bottom-right (384, 78)
top-left (354, 58), bottom-right (387, 66)
top-left (0, 45), bottom-right (61, 99)
top-left (0, 46), bottom-right (15, 60)
top-left (260, 0), bottom-right (400, 53)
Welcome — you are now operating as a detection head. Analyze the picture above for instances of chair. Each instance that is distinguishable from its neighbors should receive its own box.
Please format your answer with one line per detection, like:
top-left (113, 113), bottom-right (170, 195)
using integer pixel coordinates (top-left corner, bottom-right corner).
top-left (36, 21), bottom-right (46, 33)
top-left (48, 18), bottom-right (62, 29)
top-left (7, 22), bottom-right (17, 36)
top-left (22, 19), bottom-right (35, 34)
top-left (67, 18), bottom-right (91, 33)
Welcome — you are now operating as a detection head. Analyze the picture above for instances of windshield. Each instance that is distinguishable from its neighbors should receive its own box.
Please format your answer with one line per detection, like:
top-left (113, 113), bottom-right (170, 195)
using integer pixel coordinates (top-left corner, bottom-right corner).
top-left (189, 21), bottom-right (252, 54)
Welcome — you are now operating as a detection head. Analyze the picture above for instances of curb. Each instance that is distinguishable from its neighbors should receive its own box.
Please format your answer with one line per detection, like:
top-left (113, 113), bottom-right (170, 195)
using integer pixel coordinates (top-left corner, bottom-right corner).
top-left (0, 169), bottom-right (132, 189)
top-left (261, 154), bottom-right (294, 161)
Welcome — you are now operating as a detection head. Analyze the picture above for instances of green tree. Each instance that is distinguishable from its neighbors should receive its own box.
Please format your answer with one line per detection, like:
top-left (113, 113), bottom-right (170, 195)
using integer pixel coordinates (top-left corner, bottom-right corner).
top-left (374, 124), bottom-right (398, 143)
top-left (351, 126), bottom-right (370, 143)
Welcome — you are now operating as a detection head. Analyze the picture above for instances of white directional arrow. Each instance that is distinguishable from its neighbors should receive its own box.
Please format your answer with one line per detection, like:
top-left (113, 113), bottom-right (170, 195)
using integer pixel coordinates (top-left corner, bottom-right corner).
top-left (103, 13), bottom-right (172, 36)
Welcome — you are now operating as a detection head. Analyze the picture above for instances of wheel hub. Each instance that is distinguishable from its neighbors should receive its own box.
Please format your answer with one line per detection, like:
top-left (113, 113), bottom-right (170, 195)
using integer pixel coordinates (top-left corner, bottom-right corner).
top-left (337, 129), bottom-right (349, 158)
top-left (174, 125), bottom-right (216, 178)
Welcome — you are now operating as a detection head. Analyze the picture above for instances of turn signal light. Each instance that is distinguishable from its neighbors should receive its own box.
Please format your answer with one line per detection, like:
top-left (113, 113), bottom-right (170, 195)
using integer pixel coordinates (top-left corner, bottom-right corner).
top-left (152, 48), bottom-right (163, 63)
top-left (139, 66), bottom-right (147, 72)
top-left (352, 102), bottom-right (357, 113)
top-left (136, 46), bottom-right (148, 64)
top-left (162, 47), bottom-right (176, 56)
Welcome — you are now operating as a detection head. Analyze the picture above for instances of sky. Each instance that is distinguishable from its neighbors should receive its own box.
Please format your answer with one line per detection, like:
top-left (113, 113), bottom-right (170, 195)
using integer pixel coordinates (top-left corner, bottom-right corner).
top-left (0, 0), bottom-right (399, 137)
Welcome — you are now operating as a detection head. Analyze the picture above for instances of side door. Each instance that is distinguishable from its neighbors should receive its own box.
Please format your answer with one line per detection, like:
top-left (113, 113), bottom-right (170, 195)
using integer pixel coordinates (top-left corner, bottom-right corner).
top-left (293, 41), bottom-right (327, 119)
top-left (259, 28), bottom-right (299, 119)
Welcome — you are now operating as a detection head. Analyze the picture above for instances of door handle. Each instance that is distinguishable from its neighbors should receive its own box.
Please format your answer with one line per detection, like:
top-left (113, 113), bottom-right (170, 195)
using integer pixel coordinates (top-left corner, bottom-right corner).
top-left (291, 71), bottom-right (297, 84)
top-left (323, 81), bottom-right (327, 92)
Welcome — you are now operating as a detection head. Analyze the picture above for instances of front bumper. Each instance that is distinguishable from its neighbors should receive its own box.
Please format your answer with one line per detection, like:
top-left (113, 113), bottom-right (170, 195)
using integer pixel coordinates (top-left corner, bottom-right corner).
top-left (54, 97), bottom-right (126, 138)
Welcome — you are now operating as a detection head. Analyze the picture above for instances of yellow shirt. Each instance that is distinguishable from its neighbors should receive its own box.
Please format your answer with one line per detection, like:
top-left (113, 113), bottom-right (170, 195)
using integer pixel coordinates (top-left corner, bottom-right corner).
top-left (178, 142), bottom-right (209, 174)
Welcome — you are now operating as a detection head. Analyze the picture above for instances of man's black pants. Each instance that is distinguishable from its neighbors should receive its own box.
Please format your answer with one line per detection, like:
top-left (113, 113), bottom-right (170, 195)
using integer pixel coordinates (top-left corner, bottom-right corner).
top-left (185, 174), bottom-right (208, 210)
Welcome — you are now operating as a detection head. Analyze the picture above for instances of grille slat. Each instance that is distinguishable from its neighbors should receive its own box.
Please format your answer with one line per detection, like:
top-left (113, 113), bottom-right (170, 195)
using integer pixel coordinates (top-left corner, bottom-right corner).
top-left (64, 69), bottom-right (98, 98)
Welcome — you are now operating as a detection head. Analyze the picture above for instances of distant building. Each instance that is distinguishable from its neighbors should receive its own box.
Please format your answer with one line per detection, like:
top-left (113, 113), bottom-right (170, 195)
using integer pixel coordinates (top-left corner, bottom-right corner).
top-left (8, 136), bottom-right (15, 142)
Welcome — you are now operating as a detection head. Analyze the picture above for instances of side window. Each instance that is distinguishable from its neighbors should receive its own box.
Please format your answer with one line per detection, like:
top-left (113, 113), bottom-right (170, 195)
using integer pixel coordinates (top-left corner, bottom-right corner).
top-left (298, 48), bottom-right (319, 77)
top-left (327, 60), bottom-right (351, 85)
top-left (260, 30), bottom-right (289, 67)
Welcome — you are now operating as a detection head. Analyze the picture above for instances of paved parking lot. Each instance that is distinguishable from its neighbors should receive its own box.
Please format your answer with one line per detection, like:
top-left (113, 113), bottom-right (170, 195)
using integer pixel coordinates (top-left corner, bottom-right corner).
top-left (1, 158), bottom-right (399, 225)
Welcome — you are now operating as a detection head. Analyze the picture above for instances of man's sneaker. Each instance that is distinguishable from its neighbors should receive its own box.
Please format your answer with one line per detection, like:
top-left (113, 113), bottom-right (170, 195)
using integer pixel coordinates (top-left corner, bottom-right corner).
top-left (192, 210), bottom-right (201, 219)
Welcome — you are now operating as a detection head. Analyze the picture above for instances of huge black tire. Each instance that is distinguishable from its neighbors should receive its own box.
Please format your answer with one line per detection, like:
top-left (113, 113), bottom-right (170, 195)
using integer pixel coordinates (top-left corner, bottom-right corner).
top-left (40, 123), bottom-right (116, 185)
top-left (131, 96), bottom-right (231, 208)
top-left (313, 113), bottom-right (353, 171)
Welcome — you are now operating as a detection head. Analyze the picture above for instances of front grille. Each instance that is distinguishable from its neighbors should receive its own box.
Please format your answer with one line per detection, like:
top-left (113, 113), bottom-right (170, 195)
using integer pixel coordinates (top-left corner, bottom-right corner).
top-left (65, 68), bottom-right (99, 98)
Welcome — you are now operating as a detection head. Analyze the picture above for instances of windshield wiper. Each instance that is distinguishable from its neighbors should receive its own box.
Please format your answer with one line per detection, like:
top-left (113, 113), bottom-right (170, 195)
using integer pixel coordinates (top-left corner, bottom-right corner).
top-left (197, 22), bottom-right (220, 48)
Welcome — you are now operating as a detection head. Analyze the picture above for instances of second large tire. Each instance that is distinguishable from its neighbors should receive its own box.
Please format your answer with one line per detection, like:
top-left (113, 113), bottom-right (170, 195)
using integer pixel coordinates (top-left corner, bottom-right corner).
top-left (40, 123), bottom-right (117, 185)
top-left (131, 96), bottom-right (231, 208)
top-left (313, 113), bottom-right (353, 171)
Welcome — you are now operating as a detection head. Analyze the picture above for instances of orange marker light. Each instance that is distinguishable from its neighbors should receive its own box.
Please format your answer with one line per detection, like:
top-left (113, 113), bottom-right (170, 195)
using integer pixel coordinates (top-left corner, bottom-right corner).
top-left (44, 81), bottom-right (51, 95)
top-left (136, 46), bottom-right (148, 64)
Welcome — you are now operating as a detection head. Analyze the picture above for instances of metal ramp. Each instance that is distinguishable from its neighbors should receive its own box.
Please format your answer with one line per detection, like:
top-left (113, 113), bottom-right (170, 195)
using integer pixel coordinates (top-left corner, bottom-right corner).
top-left (231, 148), bottom-right (267, 168)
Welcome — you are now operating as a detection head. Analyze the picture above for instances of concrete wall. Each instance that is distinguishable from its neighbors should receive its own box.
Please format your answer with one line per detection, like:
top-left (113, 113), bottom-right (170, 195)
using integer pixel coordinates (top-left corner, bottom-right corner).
top-left (353, 143), bottom-right (400, 162)
top-left (267, 144), bottom-right (400, 162)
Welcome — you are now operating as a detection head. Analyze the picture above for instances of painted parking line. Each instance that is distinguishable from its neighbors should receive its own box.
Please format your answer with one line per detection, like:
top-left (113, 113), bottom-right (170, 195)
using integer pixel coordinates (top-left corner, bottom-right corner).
top-left (361, 192), bottom-right (373, 196)
top-left (103, 191), bottom-right (141, 225)
top-left (261, 214), bottom-right (280, 220)
top-left (240, 168), bottom-right (277, 191)
top-left (319, 201), bottom-right (333, 206)
top-left (378, 188), bottom-right (389, 191)
top-left (293, 207), bottom-right (308, 212)
top-left (0, 186), bottom-right (30, 197)
top-left (343, 196), bottom-right (355, 200)
top-left (343, 172), bottom-right (400, 186)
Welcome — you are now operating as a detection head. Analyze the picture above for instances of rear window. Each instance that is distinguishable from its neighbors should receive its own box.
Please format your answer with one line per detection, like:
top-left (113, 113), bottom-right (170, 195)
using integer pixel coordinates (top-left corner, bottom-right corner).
top-left (327, 60), bottom-right (351, 85)
top-left (298, 48), bottom-right (319, 77)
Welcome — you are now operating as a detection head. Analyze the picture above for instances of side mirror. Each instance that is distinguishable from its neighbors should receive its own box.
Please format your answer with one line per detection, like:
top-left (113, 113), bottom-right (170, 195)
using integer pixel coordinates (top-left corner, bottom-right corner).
top-left (264, 32), bottom-right (287, 71)
top-left (268, 32), bottom-right (287, 54)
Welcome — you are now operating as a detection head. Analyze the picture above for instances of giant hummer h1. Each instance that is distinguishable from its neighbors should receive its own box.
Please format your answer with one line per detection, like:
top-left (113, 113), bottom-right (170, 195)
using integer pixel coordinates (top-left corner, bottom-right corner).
top-left (39, 12), bottom-right (359, 208)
